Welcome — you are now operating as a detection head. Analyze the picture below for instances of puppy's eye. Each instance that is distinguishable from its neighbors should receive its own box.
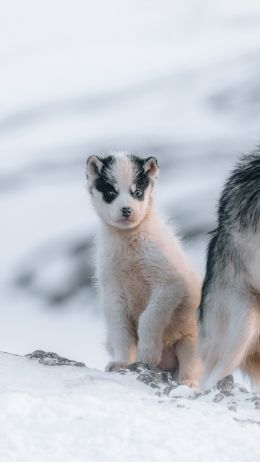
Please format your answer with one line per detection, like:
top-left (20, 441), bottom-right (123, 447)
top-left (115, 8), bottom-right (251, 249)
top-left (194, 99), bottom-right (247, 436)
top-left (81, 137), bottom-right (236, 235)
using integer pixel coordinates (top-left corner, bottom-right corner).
top-left (133, 189), bottom-right (143, 198)
top-left (107, 190), bottom-right (117, 197)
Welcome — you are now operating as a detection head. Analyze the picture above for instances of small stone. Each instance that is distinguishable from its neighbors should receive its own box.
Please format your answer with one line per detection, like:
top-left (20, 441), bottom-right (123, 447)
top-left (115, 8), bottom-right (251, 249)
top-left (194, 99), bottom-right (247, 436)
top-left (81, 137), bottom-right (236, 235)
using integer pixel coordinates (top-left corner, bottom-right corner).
top-left (228, 405), bottom-right (237, 412)
top-left (213, 393), bottom-right (224, 403)
top-left (150, 382), bottom-right (160, 389)
top-left (193, 392), bottom-right (205, 400)
top-left (255, 401), bottom-right (260, 410)
top-left (239, 386), bottom-right (249, 394)
top-left (217, 375), bottom-right (234, 392)
top-left (136, 373), bottom-right (154, 385)
top-left (202, 389), bottom-right (211, 396)
top-left (127, 362), bottom-right (152, 373)
top-left (222, 390), bottom-right (234, 397)
top-left (163, 385), bottom-right (178, 396)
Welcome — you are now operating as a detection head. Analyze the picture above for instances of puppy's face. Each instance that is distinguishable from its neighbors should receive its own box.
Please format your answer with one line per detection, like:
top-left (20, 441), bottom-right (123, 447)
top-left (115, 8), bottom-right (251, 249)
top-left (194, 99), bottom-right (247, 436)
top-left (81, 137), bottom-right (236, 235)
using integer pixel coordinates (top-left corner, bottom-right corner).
top-left (87, 153), bottom-right (158, 230)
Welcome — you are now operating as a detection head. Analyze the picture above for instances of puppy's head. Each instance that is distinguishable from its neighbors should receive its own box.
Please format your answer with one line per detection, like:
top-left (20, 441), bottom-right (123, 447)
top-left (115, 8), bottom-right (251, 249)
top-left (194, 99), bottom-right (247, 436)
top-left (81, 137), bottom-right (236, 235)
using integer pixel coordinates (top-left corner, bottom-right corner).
top-left (86, 152), bottom-right (158, 230)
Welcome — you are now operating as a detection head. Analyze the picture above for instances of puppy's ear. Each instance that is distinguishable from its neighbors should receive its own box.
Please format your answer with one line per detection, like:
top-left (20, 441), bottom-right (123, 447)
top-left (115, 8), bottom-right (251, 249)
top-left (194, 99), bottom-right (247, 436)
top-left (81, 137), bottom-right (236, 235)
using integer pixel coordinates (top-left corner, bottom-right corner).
top-left (144, 157), bottom-right (159, 179)
top-left (86, 155), bottom-right (103, 178)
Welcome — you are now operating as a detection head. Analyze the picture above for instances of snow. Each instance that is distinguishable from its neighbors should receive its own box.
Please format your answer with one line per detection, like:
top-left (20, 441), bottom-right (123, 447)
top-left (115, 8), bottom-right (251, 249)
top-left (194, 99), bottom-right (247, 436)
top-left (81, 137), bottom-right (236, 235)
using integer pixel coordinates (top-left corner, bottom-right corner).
top-left (0, 352), bottom-right (260, 462)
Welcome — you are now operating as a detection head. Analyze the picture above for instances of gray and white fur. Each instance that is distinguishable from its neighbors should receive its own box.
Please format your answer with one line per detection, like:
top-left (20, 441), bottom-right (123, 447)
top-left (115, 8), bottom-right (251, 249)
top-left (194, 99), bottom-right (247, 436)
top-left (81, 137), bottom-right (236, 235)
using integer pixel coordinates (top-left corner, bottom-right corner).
top-left (199, 150), bottom-right (260, 390)
top-left (87, 151), bottom-right (201, 387)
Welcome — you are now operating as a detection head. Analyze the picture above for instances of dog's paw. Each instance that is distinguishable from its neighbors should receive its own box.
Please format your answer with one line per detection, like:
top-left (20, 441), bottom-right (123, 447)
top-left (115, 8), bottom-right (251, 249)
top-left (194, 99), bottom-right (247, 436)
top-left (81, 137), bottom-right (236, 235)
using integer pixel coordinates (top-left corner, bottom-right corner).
top-left (178, 378), bottom-right (199, 389)
top-left (105, 361), bottom-right (129, 372)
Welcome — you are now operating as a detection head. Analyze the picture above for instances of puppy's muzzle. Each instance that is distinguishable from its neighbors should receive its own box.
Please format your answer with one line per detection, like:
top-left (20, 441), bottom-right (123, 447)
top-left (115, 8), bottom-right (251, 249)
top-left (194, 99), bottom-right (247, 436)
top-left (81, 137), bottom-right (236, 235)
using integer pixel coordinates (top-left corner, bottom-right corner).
top-left (121, 207), bottom-right (132, 218)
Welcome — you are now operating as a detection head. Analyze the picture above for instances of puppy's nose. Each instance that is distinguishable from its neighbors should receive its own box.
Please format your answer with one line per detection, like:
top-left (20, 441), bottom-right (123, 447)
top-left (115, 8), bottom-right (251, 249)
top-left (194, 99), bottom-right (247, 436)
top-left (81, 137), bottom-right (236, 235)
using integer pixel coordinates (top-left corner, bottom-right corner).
top-left (122, 207), bottom-right (132, 218)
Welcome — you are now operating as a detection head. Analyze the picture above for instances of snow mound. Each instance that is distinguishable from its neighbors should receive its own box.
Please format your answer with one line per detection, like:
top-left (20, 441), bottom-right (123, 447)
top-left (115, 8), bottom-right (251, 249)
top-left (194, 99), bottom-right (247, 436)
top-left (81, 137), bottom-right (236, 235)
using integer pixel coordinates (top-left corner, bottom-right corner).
top-left (1, 351), bottom-right (260, 462)
top-left (114, 362), bottom-right (260, 414)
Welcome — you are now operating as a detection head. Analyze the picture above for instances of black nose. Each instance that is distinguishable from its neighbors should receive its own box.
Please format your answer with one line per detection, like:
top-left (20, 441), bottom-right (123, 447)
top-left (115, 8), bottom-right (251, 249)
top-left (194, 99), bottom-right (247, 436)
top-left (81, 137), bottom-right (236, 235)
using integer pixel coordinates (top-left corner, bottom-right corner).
top-left (122, 207), bottom-right (132, 218)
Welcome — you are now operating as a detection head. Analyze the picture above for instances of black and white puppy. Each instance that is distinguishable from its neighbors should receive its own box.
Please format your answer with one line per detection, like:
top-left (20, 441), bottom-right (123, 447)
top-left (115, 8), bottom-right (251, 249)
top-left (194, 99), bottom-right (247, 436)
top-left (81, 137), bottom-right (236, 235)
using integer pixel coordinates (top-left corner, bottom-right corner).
top-left (199, 150), bottom-right (260, 390)
top-left (87, 151), bottom-right (201, 387)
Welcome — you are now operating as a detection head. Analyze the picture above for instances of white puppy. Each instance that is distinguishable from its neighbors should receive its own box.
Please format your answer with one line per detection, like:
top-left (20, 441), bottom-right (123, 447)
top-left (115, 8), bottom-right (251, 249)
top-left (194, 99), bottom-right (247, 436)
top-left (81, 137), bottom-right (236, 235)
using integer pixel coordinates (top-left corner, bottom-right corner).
top-left (87, 152), bottom-right (201, 386)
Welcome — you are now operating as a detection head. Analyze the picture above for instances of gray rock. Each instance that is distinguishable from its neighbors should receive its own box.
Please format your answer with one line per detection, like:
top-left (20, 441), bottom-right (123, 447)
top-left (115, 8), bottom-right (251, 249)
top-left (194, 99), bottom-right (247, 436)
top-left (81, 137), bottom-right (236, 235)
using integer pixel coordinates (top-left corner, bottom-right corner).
top-left (216, 375), bottom-right (234, 393)
top-left (213, 393), bottom-right (224, 403)
top-left (115, 362), bottom-right (178, 390)
top-left (26, 350), bottom-right (85, 367)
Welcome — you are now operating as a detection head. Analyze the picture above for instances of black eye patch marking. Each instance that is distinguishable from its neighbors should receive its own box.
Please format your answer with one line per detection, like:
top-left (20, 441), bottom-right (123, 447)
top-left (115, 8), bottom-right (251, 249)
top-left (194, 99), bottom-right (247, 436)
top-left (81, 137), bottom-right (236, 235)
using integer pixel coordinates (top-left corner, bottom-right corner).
top-left (129, 155), bottom-right (150, 201)
top-left (98, 155), bottom-right (115, 172)
top-left (95, 178), bottom-right (118, 203)
top-left (93, 156), bottom-right (119, 203)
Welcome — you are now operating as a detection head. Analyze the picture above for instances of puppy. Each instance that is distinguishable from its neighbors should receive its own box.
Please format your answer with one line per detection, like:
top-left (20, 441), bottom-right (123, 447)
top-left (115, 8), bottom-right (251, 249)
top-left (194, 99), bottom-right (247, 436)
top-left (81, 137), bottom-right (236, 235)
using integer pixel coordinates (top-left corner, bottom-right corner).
top-left (87, 152), bottom-right (201, 387)
top-left (199, 151), bottom-right (260, 390)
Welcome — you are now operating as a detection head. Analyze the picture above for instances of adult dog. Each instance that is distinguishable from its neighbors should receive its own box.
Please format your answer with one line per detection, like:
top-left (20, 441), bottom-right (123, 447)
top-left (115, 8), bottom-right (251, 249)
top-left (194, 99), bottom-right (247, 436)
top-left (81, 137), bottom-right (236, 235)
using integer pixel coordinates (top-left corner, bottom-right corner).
top-left (199, 151), bottom-right (260, 390)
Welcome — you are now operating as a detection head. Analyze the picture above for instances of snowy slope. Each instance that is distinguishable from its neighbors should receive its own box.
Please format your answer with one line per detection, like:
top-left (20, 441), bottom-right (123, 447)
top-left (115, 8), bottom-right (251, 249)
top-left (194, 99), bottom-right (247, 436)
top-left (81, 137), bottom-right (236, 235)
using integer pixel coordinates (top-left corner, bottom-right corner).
top-left (1, 351), bottom-right (260, 462)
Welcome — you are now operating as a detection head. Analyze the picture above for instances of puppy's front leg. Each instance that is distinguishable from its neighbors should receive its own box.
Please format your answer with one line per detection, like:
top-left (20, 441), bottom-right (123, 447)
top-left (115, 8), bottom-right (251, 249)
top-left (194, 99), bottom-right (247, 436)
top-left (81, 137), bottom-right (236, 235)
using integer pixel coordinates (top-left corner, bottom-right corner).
top-left (102, 289), bottom-right (137, 372)
top-left (137, 284), bottom-right (182, 367)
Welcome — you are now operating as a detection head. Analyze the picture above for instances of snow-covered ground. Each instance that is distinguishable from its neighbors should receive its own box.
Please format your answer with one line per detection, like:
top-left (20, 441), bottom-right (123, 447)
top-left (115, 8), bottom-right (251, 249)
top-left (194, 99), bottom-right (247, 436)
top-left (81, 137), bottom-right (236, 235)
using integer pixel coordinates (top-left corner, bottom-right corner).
top-left (1, 351), bottom-right (260, 462)
top-left (1, 1), bottom-right (260, 460)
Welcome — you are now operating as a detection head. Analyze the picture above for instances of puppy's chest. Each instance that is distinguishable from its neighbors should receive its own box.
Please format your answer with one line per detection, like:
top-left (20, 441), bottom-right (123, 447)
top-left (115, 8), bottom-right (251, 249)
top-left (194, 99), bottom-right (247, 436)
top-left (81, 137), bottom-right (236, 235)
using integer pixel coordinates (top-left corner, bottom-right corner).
top-left (102, 241), bottom-right (151, 316)
top-left (114, 246), bottom-right (149, 284)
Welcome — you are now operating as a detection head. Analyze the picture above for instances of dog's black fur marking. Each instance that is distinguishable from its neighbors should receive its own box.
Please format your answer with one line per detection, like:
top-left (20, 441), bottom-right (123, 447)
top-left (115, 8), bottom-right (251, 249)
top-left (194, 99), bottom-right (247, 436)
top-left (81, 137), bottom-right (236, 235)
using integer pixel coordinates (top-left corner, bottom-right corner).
top-left (90, 154), bottom-right (158, 203)
top-left (130, 155), bottom-right (157, 201)
top-left (219, 153), bottom-right (260, 232)
top-left (199, 150), bottom-right (260, 323)
top-left (94, 156), bottom-right (119, 204)
top-left (198, 230), bottom-right (218, 323)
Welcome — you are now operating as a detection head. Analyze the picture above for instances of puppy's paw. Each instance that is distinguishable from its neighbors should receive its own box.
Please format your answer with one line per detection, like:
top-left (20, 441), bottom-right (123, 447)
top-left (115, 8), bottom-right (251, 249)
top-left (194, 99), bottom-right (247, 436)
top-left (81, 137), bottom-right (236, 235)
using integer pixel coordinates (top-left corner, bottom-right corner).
top-left (105, 361), bottom-right (129, 372)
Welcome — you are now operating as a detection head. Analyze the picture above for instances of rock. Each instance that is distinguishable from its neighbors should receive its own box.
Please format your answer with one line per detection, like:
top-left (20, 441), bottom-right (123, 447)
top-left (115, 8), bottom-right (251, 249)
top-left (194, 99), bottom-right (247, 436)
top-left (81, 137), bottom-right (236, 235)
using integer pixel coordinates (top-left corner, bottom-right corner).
top-left (216, 375), bottom-right (234, 394)
top-left (127, 362), bottom-right (176, 386)
top-left (127, 362), bottom-right (153, 373)
top-left (228, 405), bottom-right (237, 412)
top-left (213, 393), bottom-right (224, 403)
top-left (114, 362), bottom-right (178, 390)
top-left (163, 385), bottom-right (178, 397)
top-left (26, 350), bottom-right (85, 367)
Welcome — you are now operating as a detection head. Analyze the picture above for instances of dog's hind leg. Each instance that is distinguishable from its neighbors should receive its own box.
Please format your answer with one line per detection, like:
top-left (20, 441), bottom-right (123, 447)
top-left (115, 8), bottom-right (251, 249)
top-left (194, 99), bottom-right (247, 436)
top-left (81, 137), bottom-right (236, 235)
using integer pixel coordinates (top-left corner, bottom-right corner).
top-left (200, 289), bottom-right (259, 390)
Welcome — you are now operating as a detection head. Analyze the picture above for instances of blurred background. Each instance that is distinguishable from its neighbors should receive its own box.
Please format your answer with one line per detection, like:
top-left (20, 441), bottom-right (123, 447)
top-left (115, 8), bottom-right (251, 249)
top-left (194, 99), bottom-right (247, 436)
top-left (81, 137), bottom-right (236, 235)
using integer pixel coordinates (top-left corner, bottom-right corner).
top-left (1, 0), bottom-right (260, 368)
